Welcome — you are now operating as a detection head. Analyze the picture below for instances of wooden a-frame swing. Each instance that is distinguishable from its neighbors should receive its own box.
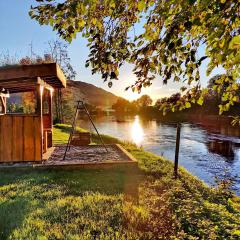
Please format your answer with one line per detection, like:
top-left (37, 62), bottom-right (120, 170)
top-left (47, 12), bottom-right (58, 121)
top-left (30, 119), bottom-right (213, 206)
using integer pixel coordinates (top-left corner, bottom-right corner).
top-left (63, 100), bottom-right (108, 160)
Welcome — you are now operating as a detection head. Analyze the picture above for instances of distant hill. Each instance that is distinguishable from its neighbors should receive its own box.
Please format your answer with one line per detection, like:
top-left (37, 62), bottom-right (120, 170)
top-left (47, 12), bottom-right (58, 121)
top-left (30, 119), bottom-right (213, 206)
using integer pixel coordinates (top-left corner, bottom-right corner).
top-left (8, 80), bottom-right (121, 109)
top-left (62, 80), bottom-right (121, 108)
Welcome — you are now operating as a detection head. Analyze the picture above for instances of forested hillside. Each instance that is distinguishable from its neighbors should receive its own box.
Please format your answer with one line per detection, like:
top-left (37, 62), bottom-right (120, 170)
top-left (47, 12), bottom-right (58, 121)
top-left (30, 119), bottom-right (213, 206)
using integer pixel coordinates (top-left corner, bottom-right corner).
top-left (64, 80), bottom-right (119, 108)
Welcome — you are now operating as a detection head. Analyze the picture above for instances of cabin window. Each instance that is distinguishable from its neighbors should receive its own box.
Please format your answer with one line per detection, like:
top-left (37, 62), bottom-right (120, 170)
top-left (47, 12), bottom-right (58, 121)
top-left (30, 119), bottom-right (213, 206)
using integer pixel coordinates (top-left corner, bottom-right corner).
top-left (7, 92), bottom-right (36, 114)
top-left (43, 99), bottom-right (49, 114)
top-left (43, 91), bottom-right (50, 115)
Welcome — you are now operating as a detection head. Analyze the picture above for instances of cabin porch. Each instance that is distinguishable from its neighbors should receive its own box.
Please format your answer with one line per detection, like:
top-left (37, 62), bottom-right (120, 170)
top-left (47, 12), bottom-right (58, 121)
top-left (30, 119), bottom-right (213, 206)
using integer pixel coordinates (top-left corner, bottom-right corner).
top-left (0, 63), bottom-right (66, 163)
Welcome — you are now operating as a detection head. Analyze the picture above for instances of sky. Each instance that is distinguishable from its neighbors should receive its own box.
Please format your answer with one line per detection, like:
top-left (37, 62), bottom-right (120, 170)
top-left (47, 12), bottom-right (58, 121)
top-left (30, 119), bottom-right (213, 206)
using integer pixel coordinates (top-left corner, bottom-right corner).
top-left (0, 1), bottom-right (224, 102)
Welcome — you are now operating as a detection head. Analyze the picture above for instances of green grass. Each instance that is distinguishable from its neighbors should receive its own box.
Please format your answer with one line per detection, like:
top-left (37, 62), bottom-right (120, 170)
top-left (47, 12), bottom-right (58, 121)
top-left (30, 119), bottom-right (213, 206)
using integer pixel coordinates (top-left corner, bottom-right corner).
top-left (0, 124), bottom-right (240, 239)
top-left (53, 123), bottom-right (122, 145)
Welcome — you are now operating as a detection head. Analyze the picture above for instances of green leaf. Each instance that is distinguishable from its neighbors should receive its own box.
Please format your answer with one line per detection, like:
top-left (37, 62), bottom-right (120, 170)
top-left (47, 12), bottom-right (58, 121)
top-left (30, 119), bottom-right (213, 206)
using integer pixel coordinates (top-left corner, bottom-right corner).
top-left (114, 69), bottom-right (119, 76)
top-left (79, 19), bottom-right (85, 28)
top-left (174, 76), bottom-right (180, 82)
top-left (232, 96), bottom-right (238, 102)
top-left (92, 18), bottom-right (97, 25)
top-left (233, 229), bottom-right (240, 236)
top-left (180, 86), bottom-right (187, 92)
top-left (110, 2), bottom-right (115, 8)
top-left (229, 36), bottom-right (240, 49)
top-left (219, 38), bottom-right (225, 48)
top-left (185, 102), bottom-right (191, 108)
top-left (137, 1), bottom-right (145, 11)
top-left (197, 97), bottom-right (204, 105)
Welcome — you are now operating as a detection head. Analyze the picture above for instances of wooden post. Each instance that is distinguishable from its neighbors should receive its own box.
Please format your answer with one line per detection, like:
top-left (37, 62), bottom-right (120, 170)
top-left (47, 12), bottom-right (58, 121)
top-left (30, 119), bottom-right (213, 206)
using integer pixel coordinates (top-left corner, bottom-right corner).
top-left (36, 84), bottom-right (44, 159)
top-left (0, 93), bottom-right (9, 114)
top-left (0, 97), bottom-right (6, 114)
top-left (49, 88), bottom-right (53, 128)
top-left (174, 123), bottom-right (181, 178)
top-left (48, 88), bottom-right (53, 148)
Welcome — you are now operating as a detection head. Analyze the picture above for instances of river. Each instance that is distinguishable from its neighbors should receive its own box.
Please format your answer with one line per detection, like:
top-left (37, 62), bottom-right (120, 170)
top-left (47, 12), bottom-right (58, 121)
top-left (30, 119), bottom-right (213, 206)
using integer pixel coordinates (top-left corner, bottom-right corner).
top-left (78, 115), bottom-right (240, 195)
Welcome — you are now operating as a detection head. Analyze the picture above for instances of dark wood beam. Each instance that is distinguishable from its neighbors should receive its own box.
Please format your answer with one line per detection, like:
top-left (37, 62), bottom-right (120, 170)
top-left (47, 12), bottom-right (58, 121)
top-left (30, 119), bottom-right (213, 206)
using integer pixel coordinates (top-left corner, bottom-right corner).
top-left (0, 63), bottom-right (66, 89)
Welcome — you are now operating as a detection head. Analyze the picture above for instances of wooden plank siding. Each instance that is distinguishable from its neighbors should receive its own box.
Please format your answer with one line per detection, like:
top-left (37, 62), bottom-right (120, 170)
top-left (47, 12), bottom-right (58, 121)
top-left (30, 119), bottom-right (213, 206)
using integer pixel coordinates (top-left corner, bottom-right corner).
top-left (12, 116), bottom-right (23, 161)
top-left (34, 117), bottom-right (42, 160)
top-left (0, 115), bottom-right (42, 162)
top-left (23, 116), bottom-right (35, 161)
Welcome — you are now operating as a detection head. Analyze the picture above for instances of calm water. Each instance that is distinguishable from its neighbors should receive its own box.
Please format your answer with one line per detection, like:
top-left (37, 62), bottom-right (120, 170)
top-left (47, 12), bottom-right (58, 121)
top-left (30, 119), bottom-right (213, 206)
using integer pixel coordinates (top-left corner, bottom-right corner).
top-left (79, 115), bottom-right (240, 195)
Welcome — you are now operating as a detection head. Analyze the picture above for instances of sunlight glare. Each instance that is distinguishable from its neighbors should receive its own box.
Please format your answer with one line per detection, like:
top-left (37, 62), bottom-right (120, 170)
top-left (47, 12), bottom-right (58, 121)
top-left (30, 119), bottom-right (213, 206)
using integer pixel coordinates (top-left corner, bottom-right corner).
top-left (131, 116), bottom-right (144, 145)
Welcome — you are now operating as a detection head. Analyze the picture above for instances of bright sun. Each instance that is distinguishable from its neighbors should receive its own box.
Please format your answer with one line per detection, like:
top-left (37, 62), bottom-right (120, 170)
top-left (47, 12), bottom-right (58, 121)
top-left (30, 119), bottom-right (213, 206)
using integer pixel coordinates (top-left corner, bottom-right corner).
top-left (131, 116), bottom-right (144, 145)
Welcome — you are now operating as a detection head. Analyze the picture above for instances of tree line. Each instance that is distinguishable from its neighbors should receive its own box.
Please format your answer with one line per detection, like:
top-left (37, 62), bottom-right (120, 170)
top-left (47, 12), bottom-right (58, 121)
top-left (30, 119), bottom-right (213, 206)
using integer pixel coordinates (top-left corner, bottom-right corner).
top-left (113, 75), bottom-right (240, 119)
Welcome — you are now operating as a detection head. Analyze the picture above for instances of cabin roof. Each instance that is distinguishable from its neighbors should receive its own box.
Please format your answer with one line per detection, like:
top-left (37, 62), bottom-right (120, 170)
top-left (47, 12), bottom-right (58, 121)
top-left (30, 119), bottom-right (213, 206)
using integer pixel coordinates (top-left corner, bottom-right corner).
top-left (0, 63), bottom-right (67, 93)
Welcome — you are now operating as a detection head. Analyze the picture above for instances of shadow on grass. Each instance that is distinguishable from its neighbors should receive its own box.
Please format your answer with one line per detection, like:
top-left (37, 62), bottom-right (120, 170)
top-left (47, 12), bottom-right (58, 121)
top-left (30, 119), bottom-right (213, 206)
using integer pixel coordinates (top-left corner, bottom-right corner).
top-left (0, 166), bottom-right (144, 239)
top-left (0, 165), bottom-right (143, 196)
top-left (1, 164), bottom-right (240, 239)
top-left (0, 198), bottom-right (29, 239)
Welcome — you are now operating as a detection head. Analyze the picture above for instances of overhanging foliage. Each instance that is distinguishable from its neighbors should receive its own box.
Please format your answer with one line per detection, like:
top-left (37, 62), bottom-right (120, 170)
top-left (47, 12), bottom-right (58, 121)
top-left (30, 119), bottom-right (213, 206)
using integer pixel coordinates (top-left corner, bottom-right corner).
top-left (30, 0), bottom-right (240, 114)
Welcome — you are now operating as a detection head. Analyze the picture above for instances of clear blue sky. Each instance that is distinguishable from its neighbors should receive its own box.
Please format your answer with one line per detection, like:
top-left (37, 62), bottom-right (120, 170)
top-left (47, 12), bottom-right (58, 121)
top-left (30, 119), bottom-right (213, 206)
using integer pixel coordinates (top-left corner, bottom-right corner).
top-left (0, 1), bottom-right (224, 101)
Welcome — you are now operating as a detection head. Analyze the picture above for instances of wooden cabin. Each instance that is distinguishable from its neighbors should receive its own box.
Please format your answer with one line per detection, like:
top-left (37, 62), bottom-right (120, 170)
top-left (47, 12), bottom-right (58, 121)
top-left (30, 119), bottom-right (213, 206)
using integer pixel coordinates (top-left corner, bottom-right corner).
top-left (0, 63), bottom-right (66, 162)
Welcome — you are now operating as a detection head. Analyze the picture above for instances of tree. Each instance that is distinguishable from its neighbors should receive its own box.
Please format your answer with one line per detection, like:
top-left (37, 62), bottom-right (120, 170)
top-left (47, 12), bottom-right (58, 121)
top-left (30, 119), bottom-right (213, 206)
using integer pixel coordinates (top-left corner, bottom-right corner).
top-left (18, 41), bottom-right (76, 123)
top-left (157, 93), bottom-right (182, 113)
top-left (207, 74), bottom-right (240, 115)
top-left (112, 98), bottom-right (130, 113)
top-left (136, 95), bottom-right (153, 108)
top-left (155, 97), bottom-right (167, 109)
top-left (30, 0), bottom-right (240, 114)
top-left (46, 40), bottom-right (76, 80)
top-left (45, 40), bottom-right (76, 123)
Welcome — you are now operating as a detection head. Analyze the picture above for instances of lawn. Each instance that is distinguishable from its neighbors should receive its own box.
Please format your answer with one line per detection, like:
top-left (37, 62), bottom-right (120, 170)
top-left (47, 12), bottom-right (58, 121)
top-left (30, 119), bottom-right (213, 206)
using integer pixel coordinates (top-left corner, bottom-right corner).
top-left (0, 124), bottom-right (240, 239)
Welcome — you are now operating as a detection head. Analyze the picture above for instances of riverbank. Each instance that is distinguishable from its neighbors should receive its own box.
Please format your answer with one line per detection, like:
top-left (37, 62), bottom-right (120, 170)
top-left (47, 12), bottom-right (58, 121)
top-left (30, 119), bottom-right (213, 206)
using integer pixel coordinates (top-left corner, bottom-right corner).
top-left (0, 124), bottom-right (240, 239)
top-left (75, 115), bottom-right (240, 194)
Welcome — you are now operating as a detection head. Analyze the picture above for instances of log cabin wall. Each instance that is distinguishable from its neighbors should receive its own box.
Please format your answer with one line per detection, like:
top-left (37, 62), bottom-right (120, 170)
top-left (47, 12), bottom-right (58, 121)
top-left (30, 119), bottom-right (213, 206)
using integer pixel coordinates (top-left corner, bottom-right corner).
top-left (0, 115), bottom-right (42, 162)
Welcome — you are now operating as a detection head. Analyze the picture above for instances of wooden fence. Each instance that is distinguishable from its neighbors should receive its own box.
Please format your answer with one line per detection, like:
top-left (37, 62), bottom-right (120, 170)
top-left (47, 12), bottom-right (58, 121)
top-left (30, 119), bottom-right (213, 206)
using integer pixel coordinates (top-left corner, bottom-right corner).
top-left (0, 115), bottom-right (41, 162)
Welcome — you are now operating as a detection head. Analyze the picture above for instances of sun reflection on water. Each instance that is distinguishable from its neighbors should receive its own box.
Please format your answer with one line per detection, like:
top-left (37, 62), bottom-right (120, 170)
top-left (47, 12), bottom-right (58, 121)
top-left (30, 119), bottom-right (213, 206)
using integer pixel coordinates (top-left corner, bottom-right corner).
top-left (131, 116), bottom-right (144, 145)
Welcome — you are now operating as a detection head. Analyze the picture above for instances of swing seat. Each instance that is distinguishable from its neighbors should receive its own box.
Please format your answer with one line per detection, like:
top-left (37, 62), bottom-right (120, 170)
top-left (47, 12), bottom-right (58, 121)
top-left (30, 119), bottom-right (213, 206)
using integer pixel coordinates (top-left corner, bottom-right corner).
top-left (70, 132), bottom-right (91, 146)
